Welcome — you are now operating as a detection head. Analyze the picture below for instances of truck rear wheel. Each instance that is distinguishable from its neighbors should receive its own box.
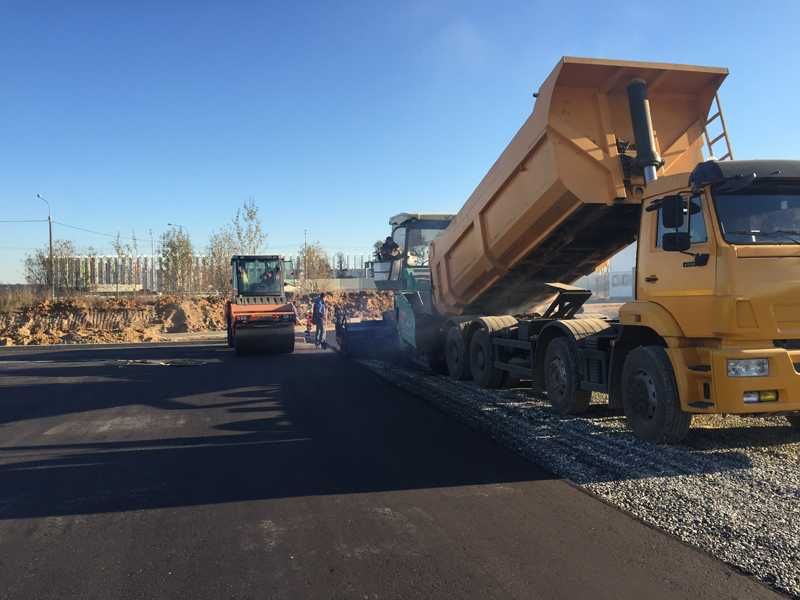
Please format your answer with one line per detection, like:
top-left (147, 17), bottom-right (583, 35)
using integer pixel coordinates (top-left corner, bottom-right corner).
top-left (622, 346), bottom-right (691, 443)
top-left (470, 329), bottom-right (504, 388)
top-left (445, 326), bottom-right (470, 380)
top-left (427, 349), bottom-right (448, 375)
top-left (543, 337), bottom-right (590, 415)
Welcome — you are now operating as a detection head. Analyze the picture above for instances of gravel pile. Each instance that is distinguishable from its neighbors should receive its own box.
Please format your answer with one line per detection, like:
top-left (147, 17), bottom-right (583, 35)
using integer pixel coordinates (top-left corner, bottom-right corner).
top-left (360, 360), bottom-right (800, 598)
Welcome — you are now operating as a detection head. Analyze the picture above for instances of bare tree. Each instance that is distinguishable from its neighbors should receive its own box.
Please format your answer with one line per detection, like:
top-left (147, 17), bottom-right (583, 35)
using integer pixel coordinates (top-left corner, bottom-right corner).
top-left (334, 252), bottom-right (347, 276)
top-left (84, 245), bottom-right (99, 289)
top-left (111, 231), bottom-right (138, 291)
top-left (160, 227), bottom-right (194, 294)
top-left (23, 240), bottom-right (76, 291)
top-left (298, 242), bottom-right (331, 279)
top-left (205, 199), bottom-right (268, 293)
top-left (233, 199), bottom-right (266, 255)
top-left (206, 227), bottom-right (238, 293)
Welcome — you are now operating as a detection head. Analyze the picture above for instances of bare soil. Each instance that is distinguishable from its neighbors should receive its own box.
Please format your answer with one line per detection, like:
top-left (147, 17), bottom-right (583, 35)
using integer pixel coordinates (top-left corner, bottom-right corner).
top-left (0, 292), bottom-right (394, 346)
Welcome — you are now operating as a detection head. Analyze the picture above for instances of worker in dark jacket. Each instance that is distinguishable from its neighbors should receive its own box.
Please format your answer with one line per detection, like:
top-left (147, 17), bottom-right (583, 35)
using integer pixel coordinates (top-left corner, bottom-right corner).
top-left (312, 292), bottom-right (327, 347)
top-left (379, 236), bottom-right (400, 261)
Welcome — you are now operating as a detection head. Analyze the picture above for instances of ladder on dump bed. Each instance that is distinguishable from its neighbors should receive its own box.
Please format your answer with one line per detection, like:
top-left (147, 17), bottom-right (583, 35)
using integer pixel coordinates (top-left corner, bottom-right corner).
top-left (703, 93), bottom-right (734, 160)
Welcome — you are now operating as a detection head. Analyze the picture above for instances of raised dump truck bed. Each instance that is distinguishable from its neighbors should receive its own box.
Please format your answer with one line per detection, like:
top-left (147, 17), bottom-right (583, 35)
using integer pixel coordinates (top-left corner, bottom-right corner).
top-left (350, 57), bottom-right (800, 443)
top-left (429, 57), bottom-right (727, 315)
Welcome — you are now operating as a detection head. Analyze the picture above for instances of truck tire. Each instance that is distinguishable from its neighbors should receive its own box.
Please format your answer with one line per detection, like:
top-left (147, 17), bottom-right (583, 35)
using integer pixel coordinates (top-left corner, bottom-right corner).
top-left (543, 337), bottom-right (591, 415)
top-left (470, 329), bottom-right (504, 388)
top-left (427, 350), bottom-right (448, 375)
top-left (622, 346), bottom-right (691, 443)
top-left (281, 335), bottom-right (295, 354)
top-left (503, 373), bottom-right (521, 388)
top-left (786, 415), bottom-right (800, 429)
top-left (226, 319), bottom-right (234, 347)
top-left (445, 326), bottom-right (470, 380)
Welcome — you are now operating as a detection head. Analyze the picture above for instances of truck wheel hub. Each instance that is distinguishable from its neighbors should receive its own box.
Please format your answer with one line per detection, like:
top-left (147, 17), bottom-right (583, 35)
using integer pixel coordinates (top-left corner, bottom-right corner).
top-left (547, 356), bottom-right (567, 398)
top-left (631, 371), bottom-right (658, 419)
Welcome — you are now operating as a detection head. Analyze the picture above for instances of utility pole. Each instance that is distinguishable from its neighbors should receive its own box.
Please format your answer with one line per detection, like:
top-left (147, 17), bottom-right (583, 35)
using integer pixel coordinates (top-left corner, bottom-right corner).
top-left (36, 194), bottom-right (54, 301)
top-left (149, 229), bottom-right (155, 292)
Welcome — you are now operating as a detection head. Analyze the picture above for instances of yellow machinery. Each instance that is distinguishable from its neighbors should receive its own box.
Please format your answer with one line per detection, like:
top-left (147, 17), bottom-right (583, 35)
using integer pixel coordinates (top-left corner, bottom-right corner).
top-left (371, 57), bottom-right (800, 442)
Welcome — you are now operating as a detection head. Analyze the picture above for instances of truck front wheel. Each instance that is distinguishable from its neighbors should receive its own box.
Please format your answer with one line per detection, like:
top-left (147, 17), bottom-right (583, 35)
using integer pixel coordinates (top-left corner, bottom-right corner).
top-left (445, 326), bottom-right (470, 380)
top-left (543, 337), bottom-right (590, 415)
top-left (470, 329), bottom-right (504, 388)
top-left (622, 346), bottom-right (691, 443)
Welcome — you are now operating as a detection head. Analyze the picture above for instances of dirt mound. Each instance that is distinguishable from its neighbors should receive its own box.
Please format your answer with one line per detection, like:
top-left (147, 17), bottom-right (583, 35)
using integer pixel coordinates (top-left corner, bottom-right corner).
top-left (293, 292), bottom-right (394, 322)
top-left (0, 292), bottom-right (391, 346)
top-left (0, 297), bottom-right (166, 346)
top-left (154, 296), bottom-right (227, 333)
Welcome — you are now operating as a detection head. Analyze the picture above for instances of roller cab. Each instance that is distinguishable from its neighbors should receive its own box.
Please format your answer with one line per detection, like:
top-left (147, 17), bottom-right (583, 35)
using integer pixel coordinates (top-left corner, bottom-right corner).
top-left (225, 255), bottom-right (296, 354)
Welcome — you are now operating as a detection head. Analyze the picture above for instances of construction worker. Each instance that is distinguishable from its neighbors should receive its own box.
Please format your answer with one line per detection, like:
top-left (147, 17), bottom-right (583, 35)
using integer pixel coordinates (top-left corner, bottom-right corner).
top-left (237, 265), bottom-right (249, 291)
top-left (379, 236), bottom-right (400, 261)
top-left (304, 310), bottom-right (314, 343)
top-left (313, 292), bottom-right (327, 347)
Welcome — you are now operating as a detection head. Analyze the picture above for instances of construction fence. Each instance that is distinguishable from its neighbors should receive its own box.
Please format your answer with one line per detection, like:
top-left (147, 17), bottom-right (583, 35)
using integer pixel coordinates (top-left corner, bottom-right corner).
top-left (47, 255), bottom-right (374, 294)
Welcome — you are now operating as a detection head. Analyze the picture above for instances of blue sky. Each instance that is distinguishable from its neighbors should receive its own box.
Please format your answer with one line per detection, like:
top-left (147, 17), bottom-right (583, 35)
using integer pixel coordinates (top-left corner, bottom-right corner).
top-left (1, 0), bottom-right (798, 282)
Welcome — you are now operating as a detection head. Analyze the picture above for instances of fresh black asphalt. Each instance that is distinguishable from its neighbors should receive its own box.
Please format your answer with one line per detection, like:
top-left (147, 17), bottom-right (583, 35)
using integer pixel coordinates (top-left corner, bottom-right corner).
top-left (0, 341), bottom-right (779, 599)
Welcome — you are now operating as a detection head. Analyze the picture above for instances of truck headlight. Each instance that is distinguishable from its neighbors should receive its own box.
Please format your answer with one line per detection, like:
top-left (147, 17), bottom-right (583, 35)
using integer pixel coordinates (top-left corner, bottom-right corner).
top-left (727, 358), bottom-right (768, 377)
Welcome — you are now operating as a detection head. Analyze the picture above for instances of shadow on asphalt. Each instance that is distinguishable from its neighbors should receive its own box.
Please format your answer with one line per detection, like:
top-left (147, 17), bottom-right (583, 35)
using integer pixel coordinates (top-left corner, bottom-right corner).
top-left (0, 343), bottom-right (779, 519)
top-left (0, 344), bottom-right (554, 519)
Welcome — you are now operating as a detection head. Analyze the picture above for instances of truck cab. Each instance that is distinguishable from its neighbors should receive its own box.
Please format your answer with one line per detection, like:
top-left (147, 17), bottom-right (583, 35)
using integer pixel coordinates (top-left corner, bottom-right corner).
top-left (631, 160), bottom-right (800, 417)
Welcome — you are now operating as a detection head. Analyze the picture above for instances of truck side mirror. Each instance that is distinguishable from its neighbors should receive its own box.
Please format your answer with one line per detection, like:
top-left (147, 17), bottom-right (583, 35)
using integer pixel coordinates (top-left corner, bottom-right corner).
top-left (661, 195), bottom-right (686, 229)
top-left (662, 231), bottom-right (691, 252)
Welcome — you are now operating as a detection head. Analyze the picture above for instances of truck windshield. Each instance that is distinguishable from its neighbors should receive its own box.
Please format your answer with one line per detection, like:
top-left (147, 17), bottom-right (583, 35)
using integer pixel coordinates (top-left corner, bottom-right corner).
top-left (715, 186), bottom-right (800, 245)
top-left (236, 259), bottom-right (283, 295)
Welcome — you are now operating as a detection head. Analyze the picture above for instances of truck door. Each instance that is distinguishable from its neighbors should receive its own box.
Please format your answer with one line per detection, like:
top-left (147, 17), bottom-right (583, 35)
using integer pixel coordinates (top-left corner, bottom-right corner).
top-left (636, 192), bottom-right (717, 338)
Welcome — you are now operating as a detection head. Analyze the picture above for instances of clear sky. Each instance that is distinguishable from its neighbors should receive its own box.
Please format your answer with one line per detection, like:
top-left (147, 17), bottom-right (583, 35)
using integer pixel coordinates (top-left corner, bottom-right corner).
top-left (2, 0), bottom-right (798, 282)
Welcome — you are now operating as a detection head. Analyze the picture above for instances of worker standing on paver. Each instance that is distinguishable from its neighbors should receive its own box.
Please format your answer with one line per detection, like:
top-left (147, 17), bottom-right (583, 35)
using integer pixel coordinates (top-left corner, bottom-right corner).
top-left (379, 236), bottom-right (400, 261)
top-left (313, 292), bottom-right (327, 348)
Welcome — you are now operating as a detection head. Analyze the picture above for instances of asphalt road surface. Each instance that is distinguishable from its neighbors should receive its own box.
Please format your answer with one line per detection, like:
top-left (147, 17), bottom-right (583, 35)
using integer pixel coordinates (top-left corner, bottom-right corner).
top-left (0, 340), bottom-right (779, 600)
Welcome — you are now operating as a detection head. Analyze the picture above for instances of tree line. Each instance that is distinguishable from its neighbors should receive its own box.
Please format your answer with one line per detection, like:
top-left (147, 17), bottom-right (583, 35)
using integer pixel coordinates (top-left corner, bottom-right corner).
top-left (23, 200), bottom-right (348, 293)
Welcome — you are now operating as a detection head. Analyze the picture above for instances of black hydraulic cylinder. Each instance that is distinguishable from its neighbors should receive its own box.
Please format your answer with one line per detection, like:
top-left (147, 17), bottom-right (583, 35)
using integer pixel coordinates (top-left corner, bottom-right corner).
top-left (626, 78), bottom-right (662, 182)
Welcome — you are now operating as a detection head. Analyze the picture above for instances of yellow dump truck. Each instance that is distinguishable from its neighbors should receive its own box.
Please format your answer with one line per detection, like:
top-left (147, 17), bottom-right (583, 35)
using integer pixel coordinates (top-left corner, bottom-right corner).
top-left (361, 56), bottom-right (800, 443)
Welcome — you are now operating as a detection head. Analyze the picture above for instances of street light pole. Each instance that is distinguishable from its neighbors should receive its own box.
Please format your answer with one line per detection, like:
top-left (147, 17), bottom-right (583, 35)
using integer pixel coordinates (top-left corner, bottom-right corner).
top-left (36, 194), bottom-right (54, 301)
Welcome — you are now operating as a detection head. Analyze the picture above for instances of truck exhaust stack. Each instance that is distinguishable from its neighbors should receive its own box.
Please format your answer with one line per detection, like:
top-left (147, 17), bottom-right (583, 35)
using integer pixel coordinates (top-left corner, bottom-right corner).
top-left (626, 78), bottom-right (662, 183)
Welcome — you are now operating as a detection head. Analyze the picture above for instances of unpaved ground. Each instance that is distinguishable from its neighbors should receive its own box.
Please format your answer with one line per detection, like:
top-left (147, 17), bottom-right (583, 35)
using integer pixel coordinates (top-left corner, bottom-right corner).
top-left (293, 292), bottom-right (393, 322)
top-left (0, 292), bottom-right (393, 346)
top-left (359, 360), bottom-right (800, 598)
